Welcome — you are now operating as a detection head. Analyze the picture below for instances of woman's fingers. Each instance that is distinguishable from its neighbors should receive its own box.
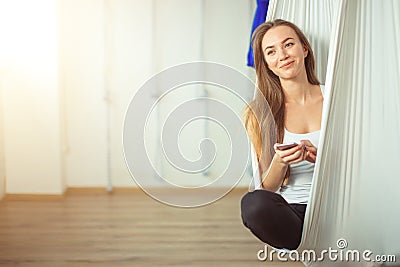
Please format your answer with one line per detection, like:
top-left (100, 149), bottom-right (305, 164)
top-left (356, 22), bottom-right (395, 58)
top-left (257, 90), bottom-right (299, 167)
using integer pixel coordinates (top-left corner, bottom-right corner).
top-left (287, 149), bottom-right (306, 163)
top-left (274, 140), bottom-right (318, 164)
top-left (301, 140), bottom-right (316, 151)
top-left (305, 145), bottom-right (317, 154)
top-left (278, 146), bottom-right (305, 164)
top-left (301, 139), bottom-right (318, 163)
top-left (274, 145), bottom-right (299, 162)
top-left (305, 151), bottom-right (317, 163)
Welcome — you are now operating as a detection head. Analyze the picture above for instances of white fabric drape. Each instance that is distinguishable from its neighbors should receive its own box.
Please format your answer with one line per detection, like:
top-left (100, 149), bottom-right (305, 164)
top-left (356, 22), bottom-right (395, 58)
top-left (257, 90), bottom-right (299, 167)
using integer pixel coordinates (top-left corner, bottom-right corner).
top-left (263, 0), bottom-right (400, 266)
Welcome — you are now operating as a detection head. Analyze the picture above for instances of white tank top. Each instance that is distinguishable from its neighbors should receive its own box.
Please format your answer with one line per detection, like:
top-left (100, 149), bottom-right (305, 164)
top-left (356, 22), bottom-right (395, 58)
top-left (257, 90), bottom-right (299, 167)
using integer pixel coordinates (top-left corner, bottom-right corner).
top-left (278, 129), bottom-right (320, 204)
top-left (250, 85), bottom-right (325, 204)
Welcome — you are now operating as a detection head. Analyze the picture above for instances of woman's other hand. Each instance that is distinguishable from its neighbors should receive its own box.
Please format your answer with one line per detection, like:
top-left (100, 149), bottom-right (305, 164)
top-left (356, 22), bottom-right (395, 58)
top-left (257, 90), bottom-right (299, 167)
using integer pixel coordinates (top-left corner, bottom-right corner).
top-left (300, 139), bottom-right (317, 163)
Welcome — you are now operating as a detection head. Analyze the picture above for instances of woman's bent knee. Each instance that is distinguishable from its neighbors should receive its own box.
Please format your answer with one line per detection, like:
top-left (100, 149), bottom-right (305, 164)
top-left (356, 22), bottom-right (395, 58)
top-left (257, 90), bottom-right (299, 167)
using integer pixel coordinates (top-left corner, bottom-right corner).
top-left (240, 190), bottom-right (281, 227)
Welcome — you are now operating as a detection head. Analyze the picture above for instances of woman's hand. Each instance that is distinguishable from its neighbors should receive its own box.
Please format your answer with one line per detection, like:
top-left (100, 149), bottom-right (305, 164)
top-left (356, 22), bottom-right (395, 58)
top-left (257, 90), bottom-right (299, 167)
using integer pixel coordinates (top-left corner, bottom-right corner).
top-left (300, 140), bottom-right (317, 163)
top-left (273, 143), bottom-right (306, 165)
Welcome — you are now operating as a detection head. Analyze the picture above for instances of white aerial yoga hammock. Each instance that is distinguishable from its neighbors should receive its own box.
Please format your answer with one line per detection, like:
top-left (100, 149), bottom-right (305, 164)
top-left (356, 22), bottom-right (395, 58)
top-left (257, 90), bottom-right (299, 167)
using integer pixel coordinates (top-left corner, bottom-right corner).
top-left (252, 0), bottom-right (400, 266)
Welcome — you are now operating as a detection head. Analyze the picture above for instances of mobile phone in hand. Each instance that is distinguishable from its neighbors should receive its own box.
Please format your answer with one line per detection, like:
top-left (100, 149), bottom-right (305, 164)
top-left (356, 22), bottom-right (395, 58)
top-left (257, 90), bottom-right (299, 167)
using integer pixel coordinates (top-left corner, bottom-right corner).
top-left (275, 142), bottom-right (298, 150)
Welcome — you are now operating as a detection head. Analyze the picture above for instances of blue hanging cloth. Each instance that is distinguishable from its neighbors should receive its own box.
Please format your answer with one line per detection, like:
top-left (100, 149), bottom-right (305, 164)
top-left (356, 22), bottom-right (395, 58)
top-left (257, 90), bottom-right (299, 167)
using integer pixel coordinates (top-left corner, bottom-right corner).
top-left (247, 0), bottom-right (270, 67)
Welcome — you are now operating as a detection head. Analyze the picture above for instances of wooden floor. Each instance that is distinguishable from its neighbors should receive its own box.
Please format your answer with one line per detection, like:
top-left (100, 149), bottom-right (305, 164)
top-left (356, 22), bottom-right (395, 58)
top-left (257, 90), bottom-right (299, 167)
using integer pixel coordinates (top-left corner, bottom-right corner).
top-left (0, 188), bottom-right (302, 267)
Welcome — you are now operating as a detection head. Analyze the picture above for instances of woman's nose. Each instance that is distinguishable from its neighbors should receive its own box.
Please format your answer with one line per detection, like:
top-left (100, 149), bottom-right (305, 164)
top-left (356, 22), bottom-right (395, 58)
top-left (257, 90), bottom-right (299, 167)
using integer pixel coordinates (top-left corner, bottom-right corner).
top-left (278, 48), bottom-right (288, 60)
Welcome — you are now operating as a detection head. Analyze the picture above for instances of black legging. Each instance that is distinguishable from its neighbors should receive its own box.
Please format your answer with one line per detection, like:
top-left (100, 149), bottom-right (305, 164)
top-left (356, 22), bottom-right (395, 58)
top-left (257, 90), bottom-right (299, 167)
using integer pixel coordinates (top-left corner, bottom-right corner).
top-left (240, 189), bottom-right (307, 250)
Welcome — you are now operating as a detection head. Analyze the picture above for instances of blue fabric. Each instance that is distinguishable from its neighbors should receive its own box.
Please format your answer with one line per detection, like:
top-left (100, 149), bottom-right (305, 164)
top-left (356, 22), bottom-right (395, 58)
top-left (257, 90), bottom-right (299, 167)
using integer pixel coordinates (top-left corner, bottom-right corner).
top-left (247, 0), bottom-right (269, 67)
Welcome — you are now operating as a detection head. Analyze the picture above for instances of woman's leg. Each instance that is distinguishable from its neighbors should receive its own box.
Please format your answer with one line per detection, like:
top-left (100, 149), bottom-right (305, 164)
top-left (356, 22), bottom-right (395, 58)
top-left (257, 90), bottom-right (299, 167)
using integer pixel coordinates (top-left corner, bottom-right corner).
top-left (240, 189), bottom-right (306, 250)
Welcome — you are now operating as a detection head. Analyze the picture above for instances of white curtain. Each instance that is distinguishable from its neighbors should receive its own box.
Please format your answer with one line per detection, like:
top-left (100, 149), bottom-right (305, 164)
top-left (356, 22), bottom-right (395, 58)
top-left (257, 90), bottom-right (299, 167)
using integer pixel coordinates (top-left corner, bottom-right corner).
top-left (266, 0), bottom-right (400, 266)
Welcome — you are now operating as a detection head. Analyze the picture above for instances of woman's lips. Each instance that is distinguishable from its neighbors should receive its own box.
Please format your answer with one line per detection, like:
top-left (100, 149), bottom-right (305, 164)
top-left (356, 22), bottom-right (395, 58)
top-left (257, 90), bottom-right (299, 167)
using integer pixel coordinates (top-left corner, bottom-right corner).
top-left (280, 61), bottom-right (294, 68)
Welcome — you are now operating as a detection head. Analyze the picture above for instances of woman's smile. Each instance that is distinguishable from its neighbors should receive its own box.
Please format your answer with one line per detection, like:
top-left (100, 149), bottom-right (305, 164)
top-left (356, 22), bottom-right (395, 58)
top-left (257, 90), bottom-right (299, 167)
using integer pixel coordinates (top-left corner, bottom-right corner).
top-left (280, 61), bottom-right (294, 69)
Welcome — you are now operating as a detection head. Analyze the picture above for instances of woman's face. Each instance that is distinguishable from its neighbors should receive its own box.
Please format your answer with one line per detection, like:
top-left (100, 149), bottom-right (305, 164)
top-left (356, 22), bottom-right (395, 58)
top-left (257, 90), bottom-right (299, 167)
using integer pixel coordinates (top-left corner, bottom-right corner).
top-left (261, 25), bottom-right (308, 80)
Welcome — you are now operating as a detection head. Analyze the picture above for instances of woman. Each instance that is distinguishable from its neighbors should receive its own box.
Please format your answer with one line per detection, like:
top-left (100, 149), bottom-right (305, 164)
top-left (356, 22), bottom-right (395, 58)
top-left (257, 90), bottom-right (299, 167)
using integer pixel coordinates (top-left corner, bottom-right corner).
top-left (241, 19), bottom-right (323, 250)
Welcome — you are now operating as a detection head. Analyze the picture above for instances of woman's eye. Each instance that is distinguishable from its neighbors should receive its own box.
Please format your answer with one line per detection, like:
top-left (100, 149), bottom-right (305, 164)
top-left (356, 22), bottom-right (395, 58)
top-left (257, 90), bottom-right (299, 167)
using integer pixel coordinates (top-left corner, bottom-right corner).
top-left (267, 50), bottom-right (275, 56)
top-left (285, 42), bottom-right (294, 48)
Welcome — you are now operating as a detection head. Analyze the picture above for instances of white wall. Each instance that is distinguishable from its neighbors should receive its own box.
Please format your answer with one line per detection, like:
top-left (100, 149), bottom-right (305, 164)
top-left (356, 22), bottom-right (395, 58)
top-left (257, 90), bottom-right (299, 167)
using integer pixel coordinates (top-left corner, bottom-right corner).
top-left (203, 0), bottom-right (255, 186)
top-left (108, 0), bottom-right (256, 187)
top-left (0, 0), bottom-right (256, 194)
top-left (59, 0), bottom-right (109, 187)
top-left (0, 73), bottom-right (5, 199)
top-left (105, 0), bottom-right (154, 187)
top-left (0, 0), bottom-right (65, 194)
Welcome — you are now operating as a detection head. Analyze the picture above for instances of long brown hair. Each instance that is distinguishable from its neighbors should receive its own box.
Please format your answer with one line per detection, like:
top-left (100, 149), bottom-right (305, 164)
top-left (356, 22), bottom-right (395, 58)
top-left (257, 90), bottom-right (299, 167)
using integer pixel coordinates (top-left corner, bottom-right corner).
top-left (244, 19), bottom-right (320, 186)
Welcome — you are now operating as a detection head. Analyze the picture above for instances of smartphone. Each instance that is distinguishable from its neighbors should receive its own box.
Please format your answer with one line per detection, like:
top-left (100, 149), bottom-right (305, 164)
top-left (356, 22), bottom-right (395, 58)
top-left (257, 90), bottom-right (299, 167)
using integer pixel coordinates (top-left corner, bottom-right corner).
top-left (275, 142), bottom-right (298, 150)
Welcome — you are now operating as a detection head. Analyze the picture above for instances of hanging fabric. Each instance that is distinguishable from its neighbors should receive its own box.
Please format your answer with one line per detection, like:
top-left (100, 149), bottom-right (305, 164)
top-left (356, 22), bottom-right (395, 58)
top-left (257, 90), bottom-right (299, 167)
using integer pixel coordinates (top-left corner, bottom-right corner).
top-left (251, 0), bottom-right (400, 266)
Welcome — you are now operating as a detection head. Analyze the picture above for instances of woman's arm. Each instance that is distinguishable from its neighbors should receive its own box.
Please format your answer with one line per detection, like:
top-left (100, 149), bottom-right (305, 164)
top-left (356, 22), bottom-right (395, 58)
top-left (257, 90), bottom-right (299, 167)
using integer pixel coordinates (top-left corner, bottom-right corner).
top-left (261, 143), bottom-right (305, 192)
top-left (261, 153), bottom-right (288, 192)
